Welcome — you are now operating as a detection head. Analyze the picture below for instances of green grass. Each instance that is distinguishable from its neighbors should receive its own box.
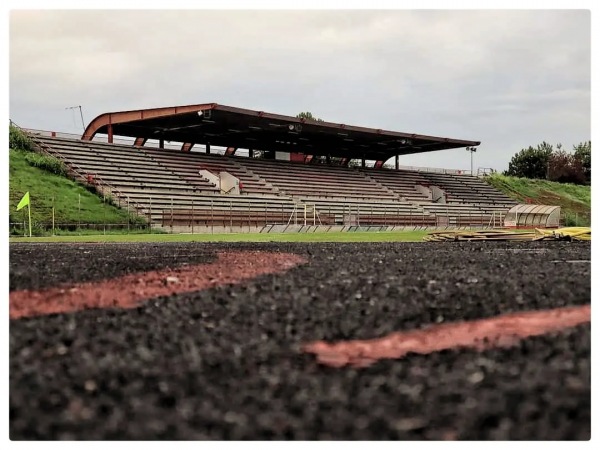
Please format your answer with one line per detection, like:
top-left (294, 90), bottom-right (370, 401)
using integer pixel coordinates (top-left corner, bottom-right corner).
top-left (9, 230), bottom-right (430, 243)
top-left (9, 149), bottom-right (141, 230)
top-left (485, 174), bottom-right (591, 225)
top-left (485, 174), bottom-right (590, 206)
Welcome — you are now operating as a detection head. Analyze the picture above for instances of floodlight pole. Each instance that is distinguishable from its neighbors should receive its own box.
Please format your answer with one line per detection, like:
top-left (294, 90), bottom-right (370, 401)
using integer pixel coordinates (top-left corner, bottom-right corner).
top-left (466, 147), bottom-right (477, 175)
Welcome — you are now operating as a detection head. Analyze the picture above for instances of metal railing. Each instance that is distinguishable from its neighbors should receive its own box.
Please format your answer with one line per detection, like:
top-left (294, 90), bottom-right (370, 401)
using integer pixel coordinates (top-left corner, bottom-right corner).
top-left (9, 188), bottom-right (513, 236)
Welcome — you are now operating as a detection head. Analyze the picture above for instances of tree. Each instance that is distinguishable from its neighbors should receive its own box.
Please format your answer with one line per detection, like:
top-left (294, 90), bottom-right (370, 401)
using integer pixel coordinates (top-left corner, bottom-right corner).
top-left (296, 112), bottom-right (324, 122)
top-left (504, 142), bottom-right (553, 179)
top-left (573, 141), bottom-right (591, 184)
top-left (547, 150), bottom-right (586, 184)
top-left (505, 140), bottom-right (589, 185)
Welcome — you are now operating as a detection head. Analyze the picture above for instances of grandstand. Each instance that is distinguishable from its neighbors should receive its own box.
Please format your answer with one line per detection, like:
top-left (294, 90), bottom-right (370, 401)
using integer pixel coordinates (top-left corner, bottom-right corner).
top-left (23, 103), bottom-right (517, 231)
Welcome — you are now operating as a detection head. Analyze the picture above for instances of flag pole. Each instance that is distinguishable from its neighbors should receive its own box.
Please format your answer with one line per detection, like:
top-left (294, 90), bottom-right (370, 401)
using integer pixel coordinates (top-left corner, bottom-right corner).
top-left (16, 191), bottom-right (31, 236)
top-left (28, 203), bottom-right (32, 237)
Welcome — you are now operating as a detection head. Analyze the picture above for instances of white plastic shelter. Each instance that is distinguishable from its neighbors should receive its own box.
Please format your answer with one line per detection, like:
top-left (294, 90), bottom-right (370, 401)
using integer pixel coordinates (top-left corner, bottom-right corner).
top-left (503, 204), bottom-right (561, 228)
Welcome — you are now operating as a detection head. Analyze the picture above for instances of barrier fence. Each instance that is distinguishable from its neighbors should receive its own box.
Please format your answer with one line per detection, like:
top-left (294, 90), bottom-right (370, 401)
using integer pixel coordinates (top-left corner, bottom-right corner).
top-left (8, 192), bottom-right (519, 236)
top-left (8, 191), bottom-right (148, 236)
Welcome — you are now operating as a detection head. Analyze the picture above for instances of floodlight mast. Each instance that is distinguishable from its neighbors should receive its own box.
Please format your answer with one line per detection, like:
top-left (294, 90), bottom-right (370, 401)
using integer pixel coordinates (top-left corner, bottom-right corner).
top-left (66, 105), bottom-right (85, 132)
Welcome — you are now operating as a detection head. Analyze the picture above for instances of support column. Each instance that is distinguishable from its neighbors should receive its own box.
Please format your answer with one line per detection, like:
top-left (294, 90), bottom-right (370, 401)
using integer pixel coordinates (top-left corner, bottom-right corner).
top-left (249, 149), bottom-right (254, 158)
top-left (107, 124), bottom-right (113, 144)
top-left (361, 158), bottom-right (366, 168)
top-left (159, 139), bottom-right (164, 149)
top-left (395, 155), bottom-right (399, 170)
top-left (206, 143), bottom-right (211, 154)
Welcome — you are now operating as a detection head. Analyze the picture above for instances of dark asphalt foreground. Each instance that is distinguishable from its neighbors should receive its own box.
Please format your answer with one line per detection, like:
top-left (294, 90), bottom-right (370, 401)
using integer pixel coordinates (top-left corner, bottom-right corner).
top-left (9, 241), bottom-right (591, 440)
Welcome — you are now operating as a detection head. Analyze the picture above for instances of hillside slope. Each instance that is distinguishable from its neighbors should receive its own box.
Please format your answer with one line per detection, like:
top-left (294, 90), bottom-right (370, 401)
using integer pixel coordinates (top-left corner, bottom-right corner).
top-left (9, 149), bottom-right (141, 233)
top-left (484, 174), bottom-right (590, 225)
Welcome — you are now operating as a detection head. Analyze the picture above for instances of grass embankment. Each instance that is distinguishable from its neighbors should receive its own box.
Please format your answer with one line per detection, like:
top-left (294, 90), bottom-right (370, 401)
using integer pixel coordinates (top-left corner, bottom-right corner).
top-left (9, 149), bottom-right (141, 233)
top-left (9, 230), bottom-right (430, 244)
top-left (485, 174), bottom-right (591, 226)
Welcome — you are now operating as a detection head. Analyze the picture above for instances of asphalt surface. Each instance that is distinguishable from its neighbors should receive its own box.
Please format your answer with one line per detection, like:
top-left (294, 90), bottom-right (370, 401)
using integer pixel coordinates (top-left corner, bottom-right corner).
top-left (9, 241), bottom-right (591, 440)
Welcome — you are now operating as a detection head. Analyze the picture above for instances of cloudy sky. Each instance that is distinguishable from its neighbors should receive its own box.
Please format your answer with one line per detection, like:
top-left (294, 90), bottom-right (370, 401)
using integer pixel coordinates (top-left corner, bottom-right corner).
top-left (9, 9), bottom-right (591, 172)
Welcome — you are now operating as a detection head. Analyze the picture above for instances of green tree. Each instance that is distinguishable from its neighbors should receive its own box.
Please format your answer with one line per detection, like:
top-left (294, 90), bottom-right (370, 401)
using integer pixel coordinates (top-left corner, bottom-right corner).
top-left (504, 142), bottom-right (554, 179)
top-left (296, 112), bottom-right (324, 122)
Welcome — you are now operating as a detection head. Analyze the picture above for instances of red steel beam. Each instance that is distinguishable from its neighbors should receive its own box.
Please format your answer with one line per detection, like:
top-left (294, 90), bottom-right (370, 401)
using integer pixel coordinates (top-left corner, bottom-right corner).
top-left (82, 103), bottom-right (217, 141)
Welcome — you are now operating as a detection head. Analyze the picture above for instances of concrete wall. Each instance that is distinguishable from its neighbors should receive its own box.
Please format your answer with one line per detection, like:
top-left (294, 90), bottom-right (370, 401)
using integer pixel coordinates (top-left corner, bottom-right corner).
top-left (199, 169), bottom-right (219, 188)
top-left (219, 172), bottom-right (240, 195)
top-left (415, 184), bottom-right (433, 201)
top-left (154, 224), bottom-right (494, 234)
top-left (430, 186), bottom-right (446, 203)
top-left (275, 152), bottom-right (291, 161)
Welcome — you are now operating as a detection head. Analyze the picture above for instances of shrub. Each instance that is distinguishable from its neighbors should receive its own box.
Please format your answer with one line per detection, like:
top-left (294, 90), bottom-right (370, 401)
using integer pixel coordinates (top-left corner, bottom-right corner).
top-left (562, 211), bottom-right (590, 227)
top-left (9, 125), bottom-right (33, 152)
top-left (24, 152), bottom-right (68, 177)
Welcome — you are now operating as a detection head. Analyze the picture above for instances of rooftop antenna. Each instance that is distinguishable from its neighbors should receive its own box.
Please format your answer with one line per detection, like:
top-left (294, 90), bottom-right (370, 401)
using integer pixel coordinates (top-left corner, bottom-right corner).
top-left (65, 105), bottom-right (85, 133)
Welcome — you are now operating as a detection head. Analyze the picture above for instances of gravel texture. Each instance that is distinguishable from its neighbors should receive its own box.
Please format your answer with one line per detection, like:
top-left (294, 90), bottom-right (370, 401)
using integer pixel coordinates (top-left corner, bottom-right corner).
top-left (9, 241), bottom-right (591, 440)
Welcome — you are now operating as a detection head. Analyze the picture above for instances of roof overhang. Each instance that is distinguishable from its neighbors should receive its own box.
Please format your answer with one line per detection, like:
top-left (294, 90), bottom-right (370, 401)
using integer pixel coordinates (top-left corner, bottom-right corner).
top-left (82, 103), bottom-right (480, 160)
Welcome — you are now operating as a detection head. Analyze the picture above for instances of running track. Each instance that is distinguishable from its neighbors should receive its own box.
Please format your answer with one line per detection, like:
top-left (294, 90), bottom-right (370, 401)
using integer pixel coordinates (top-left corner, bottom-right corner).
top-left (9, 241), bottom-right (591, 439)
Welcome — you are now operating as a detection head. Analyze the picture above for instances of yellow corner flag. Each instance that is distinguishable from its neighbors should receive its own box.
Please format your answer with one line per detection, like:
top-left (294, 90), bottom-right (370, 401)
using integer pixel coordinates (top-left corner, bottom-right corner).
top-left (16, 191), bottom-right (30, 211)
top-left (16, 191), bottom-right (32, 237)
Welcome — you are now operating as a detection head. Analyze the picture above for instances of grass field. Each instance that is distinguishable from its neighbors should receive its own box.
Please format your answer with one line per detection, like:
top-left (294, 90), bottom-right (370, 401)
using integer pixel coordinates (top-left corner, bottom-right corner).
top-left (9, 230), bottom-right (431, 243)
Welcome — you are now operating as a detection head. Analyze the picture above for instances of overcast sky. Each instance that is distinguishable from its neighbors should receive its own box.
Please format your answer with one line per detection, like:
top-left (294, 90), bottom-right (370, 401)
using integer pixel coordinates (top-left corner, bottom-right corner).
top-left (9, 9), bottom-right (591, 172)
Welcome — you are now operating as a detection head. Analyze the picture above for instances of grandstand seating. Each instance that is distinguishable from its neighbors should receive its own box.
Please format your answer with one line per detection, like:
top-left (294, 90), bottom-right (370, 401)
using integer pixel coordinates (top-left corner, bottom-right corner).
top-left (31, 135), bottom-right (217, 194)
top-left (361, 168), bottom-right (434, 202)
top-left (238, 158), bottom-right (398, 200)
top-left (25, 131), bottom-right (516, 229)
top-left (419, 172), bottom-right (515, 205)
top-left (138, 147), bottom-right (279, 196)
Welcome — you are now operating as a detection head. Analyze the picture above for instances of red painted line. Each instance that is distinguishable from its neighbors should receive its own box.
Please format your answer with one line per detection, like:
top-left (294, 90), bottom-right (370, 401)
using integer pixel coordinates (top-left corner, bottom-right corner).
top-left (302, 304), bottom-right (590, 368)
top-left (10, 251), bottom-right (306, 319)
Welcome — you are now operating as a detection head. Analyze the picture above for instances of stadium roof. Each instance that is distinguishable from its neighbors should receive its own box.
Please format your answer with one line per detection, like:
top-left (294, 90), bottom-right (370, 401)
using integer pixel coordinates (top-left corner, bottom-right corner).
top-left (82, 103), bottom-right (480, 160)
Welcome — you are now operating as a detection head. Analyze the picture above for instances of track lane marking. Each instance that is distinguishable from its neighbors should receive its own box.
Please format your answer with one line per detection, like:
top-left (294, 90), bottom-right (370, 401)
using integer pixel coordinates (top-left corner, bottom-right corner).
top-left (10, 251), bottom-right (306, 319)
top-left (302, 304), bottom-right (590, 368)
